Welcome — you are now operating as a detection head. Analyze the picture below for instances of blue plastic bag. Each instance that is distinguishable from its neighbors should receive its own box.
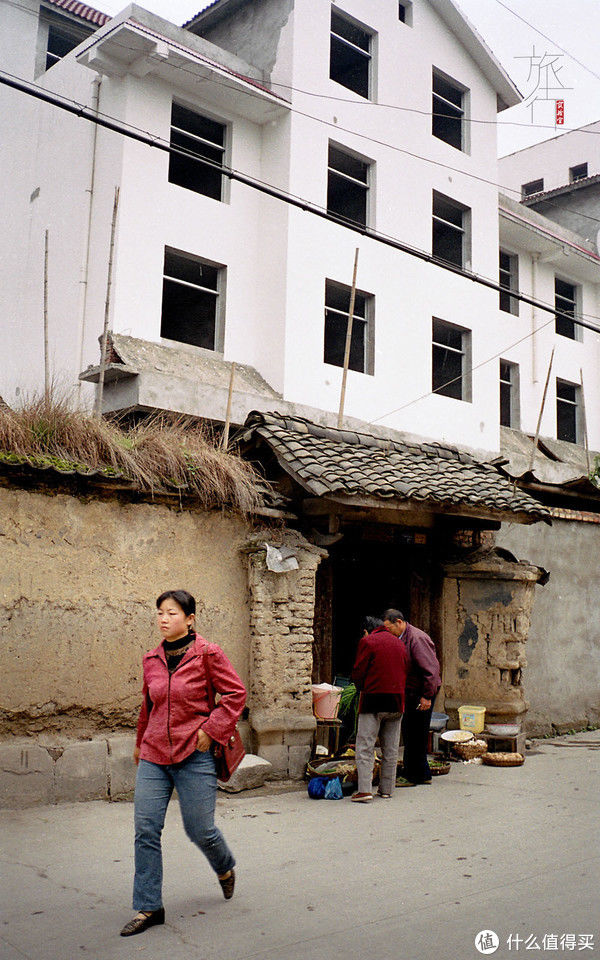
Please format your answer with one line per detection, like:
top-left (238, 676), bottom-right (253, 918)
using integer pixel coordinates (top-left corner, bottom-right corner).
top-left (324, 777), bottom-right (343, 800)
top-left (307, 776), bottom-right (328, 799)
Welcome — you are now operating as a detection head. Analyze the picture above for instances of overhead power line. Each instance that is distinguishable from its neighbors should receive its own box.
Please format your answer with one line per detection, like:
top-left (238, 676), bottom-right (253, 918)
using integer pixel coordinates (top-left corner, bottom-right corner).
top-left (1, 68), bottom-right (599, 339)
top-left (492, 0), bottom-right (600, 84)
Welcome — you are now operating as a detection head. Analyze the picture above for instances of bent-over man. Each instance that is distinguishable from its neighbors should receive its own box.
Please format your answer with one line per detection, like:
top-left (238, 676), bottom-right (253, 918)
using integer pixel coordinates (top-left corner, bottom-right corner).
top-left (350, 619), bottom-right (408, 802)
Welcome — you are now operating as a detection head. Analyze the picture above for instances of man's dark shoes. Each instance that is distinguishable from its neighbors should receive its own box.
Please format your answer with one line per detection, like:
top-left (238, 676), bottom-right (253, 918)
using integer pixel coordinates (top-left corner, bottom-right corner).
top-left (219, 868), bottom-right (235, 900)
top-left (120, 908), bottom-right (165, 937)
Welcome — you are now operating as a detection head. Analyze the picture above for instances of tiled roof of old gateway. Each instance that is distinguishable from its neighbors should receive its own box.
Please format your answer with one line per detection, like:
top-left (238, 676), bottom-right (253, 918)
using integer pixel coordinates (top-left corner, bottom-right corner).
top-left (242, 411), bottom-right (550, 522)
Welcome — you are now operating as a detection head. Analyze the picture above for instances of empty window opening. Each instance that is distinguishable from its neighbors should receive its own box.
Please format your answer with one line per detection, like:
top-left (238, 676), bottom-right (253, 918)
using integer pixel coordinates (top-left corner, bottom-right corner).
top-left (330, 10), bottom-right (372, 99)
top-left (500, 360), bottom-right (520, 428)
top-left (169, 103), bottom-right (226, 200)
top-left (432, 318), bottom-right (471, 401)
top-left (521, 178), bottom-right (544, 198)
top-left (555, 277), bottom-right (579, 340)
top-left (161, 249), bottom-right (224, 351)
top-left (432, 192), bottom-right (470, 270)
top-left (327, 144), bottom-right (370, 227)
top-left (324, 280), bottom-right (374, 375)
top-left (398, 2), bottom-right (413, 25)
top-left (556, 378), bottom-right (580, 444)
top-left (432, 70), bottom-right (466, 151)
top-left (499, 250), bottom-right (519, 315)
top-left (42, 11), bottom-right (94, 72)
top-left (569, 163), bottom-right (588, 183)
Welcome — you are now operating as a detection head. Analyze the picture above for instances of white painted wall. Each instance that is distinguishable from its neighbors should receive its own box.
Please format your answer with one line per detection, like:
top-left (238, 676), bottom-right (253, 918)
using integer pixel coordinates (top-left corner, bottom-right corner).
top-left (499, 121), bottom-right (600, 196)
top-left (1, 0), bottom-right (599, 456)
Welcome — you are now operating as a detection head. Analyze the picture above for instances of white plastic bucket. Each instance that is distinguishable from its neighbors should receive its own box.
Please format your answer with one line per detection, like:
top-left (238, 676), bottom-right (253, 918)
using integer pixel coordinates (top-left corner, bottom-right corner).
top-left (311, 683), bottom-right (343, 720)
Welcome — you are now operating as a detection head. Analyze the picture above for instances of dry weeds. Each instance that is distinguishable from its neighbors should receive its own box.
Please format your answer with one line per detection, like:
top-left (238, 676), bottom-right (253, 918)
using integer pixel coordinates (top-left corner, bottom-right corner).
top-left (0, 393), bottom-right (263, 513)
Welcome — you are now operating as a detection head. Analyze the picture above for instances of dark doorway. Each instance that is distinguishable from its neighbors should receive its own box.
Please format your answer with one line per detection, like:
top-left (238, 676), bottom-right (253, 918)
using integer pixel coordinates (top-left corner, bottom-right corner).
top-left (313, 525), bottom-right (431, 683)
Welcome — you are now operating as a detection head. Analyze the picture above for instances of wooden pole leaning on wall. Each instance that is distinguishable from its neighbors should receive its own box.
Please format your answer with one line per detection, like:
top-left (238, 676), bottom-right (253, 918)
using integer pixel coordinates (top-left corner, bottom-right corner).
top-left (528, 346), bottom-right (555, 473)
top-left (95, 186), bottom-right (120, 418)
top-left (221, 362), bottom-right (236, 450)
top-left (43, 229), bottom-right (50, 401)
top-left (580, 368), bottom-right (590, 474)
top-left (337, 247), bottom-right (360, 430)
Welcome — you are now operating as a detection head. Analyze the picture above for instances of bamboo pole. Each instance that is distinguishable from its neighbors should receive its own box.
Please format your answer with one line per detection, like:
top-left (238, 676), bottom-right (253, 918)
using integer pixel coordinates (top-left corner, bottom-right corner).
top-left (337, 247), bottom-right (360, 429)
top-left (95, 186), bottom-right (120, 417)
top-left (221, 362), bottom-right (236, 450)
top-left (529, 347), bottom-right (554, 472)
top-left (43, 229), bottom-right (50, 401)
top-left (580, 368), bottom-right (590, 474)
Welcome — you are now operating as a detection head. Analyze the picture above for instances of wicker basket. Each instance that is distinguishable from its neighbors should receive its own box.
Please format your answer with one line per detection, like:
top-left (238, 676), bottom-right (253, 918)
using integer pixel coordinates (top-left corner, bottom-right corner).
top-left (483, 752), bottom-right (524, 767)
top-left (429, 760), bottom-right (451, 776)
top-left (452, 738), bottom-right (488, 761)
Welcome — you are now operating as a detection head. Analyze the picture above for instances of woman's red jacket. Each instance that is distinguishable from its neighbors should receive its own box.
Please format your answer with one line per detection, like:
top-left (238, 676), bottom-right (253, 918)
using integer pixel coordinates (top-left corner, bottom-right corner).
top-left (135, 633), bottom-right (246, 765)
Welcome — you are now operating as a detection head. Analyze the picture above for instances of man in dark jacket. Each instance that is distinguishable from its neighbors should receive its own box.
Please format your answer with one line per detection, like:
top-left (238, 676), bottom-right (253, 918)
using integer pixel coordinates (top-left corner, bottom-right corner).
top-left (383, 609), bottom-right (441, 786)
top-left (350, 620), bottom-right (408, 802)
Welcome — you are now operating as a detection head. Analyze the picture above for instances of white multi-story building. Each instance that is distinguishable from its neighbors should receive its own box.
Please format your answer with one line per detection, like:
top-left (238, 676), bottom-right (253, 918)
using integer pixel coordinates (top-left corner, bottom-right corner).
top-left (3, 0), bottom-right (599, 455)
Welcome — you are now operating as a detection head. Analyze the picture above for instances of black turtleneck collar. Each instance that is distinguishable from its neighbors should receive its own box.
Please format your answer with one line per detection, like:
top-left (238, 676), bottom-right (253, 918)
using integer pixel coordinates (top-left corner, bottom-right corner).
top-left (163, 632), bottom-right (195, 653)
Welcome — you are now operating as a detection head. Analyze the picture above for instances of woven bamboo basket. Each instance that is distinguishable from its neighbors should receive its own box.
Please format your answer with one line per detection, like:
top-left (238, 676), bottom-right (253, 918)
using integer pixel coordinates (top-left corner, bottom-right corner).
top-left (429, 759), bottom-right (451, 776)
top-left (482, 752), bottom-right (524, 767)
top-left (452, 738), bottom-right (488, 760)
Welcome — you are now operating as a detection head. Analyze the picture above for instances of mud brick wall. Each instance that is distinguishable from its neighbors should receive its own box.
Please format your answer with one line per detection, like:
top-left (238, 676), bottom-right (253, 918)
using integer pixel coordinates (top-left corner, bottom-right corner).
top-left (242, 531), bottom-right (326, 778)
top-left (0, 486), bottom-right (253, 739)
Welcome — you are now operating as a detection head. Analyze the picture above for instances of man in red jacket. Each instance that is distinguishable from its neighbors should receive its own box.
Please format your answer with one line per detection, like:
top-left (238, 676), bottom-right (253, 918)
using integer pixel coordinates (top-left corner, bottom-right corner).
top-left (350, 619), bottom-right (408, 802)
top-left (383, 609), bottom-right (441, 787)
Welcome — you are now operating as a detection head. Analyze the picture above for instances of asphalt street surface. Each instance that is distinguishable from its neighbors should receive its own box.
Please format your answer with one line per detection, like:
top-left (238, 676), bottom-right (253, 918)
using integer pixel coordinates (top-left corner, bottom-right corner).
top-left (1, 730), bottom-right (599, 960)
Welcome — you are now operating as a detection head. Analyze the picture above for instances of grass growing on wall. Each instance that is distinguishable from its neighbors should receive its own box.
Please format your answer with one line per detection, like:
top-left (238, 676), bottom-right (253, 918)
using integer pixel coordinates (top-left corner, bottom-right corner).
top-left (0, 392), bottom-right (264, 513)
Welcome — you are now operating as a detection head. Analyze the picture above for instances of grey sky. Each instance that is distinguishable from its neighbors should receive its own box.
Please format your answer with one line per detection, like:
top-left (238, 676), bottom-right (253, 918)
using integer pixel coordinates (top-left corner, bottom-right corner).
top-left (97, 0), bottom-right (600, 156)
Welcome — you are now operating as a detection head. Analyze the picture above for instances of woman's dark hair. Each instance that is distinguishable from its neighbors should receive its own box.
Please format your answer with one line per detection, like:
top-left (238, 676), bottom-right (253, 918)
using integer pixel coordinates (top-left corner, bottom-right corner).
top-left (362, 616), bottom-right (383, 635)
top-left (156, 590), bottom-right (196, 617)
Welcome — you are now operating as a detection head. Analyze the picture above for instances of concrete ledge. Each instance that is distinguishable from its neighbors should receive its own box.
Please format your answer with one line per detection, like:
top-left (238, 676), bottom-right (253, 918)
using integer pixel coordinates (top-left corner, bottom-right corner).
top-left (0, 735), bottom-right (135, 808)
top-left (0, 743), bottom-right (55, 807)
top-left (55, 740), bottom-right (109, 802)
top-left (107, 734), bottom-right (136, 797)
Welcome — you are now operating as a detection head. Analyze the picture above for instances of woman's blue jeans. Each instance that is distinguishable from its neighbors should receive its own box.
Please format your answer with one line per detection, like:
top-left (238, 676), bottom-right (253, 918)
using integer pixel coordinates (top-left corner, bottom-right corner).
top-left (133, 749), bottom-right (235, 911)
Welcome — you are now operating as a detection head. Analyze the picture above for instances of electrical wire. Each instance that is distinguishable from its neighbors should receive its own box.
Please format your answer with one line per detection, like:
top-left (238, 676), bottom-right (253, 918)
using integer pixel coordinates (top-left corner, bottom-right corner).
top-left (2, 66), bottom-right (600, 336)
top-left (371, 313), bottom-right (558, 424)
top-left (94, 30), bottom-right (600, 228)
top-left (492, 0), bottom-right (600, 84)
top-left (7, 0), bottom-right (600, 139)
top-left (7, 0), bottom-right (600, 228)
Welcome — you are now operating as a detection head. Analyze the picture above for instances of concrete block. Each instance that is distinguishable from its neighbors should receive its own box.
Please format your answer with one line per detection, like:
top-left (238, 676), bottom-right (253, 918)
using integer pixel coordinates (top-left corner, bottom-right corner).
top-left (107, 734), bottom-right (136, 798)
top-left (54, 740), bottom-right (108, 802)
top-left (218, 754), bottom-right (272, 793)
top-left (0, 741), bottom-right (55, 808)
top-left (256, 744), bottom-right (288, 777)
top-left (283, 727), bottom-right (314, 747)
top-left (288, 745), bottom-right (311, 780)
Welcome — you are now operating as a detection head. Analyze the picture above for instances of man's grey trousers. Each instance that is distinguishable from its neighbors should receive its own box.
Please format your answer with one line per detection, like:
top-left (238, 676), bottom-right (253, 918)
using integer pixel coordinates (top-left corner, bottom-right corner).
top-left (355, 711), bottom-right (403, 795)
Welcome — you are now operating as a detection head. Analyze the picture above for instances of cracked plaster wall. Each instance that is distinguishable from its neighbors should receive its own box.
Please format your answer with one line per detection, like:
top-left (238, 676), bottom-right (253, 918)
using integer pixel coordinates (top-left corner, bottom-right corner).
top-left (441, 554), bottom-right (542, 724)
top-left (0, 486), bottom-right (252, 738)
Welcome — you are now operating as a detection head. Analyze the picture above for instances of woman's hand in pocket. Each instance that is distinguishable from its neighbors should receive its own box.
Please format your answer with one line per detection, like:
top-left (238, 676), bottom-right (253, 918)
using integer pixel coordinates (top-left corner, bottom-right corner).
top-left (196, 729), bottom-right (213, 752)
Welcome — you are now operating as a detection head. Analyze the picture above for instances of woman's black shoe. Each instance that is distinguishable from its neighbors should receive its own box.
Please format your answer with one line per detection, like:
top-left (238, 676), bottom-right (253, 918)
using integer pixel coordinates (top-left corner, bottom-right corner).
top-left (120, 908), bottom-right (165, 937)
top-left (218, 868), bottom-right (235, 900)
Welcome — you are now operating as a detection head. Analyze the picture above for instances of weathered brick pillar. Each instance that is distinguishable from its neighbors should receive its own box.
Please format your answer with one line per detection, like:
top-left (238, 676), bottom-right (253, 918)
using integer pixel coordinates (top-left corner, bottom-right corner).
top-left (241, 530), bottom-right (327, 778)
top-left (440, 548), bottom-right (547, 725)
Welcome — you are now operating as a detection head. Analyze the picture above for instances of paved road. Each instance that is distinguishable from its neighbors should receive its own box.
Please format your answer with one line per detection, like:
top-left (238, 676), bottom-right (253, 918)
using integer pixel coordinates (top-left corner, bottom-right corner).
top-left (1, 731), bottom-right (599, 960)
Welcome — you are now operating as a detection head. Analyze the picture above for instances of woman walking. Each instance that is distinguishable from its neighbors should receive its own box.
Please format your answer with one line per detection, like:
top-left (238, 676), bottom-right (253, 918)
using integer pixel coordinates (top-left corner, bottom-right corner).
top-left (120, 589), bottom-right (246, 937)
